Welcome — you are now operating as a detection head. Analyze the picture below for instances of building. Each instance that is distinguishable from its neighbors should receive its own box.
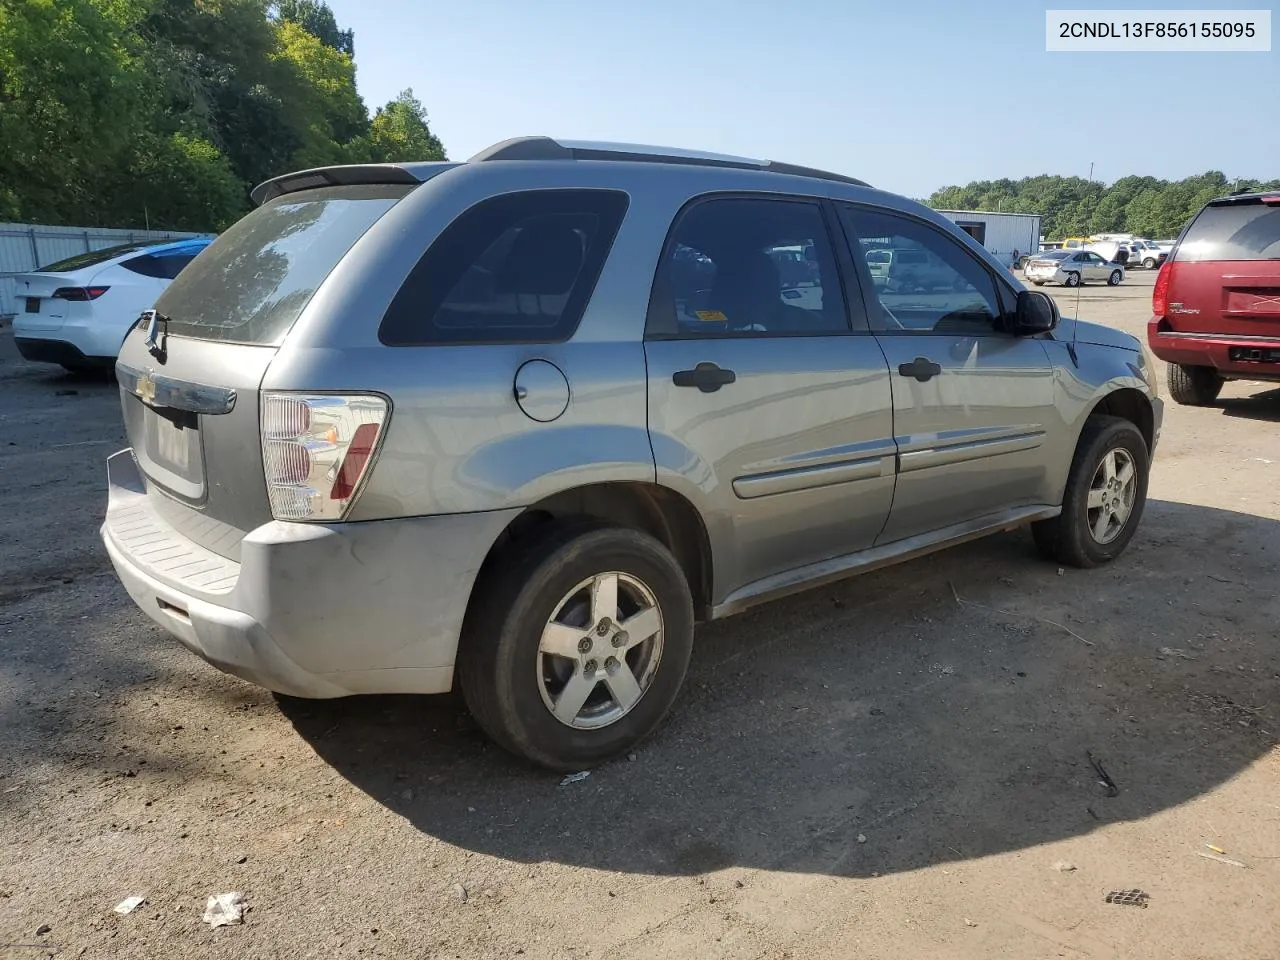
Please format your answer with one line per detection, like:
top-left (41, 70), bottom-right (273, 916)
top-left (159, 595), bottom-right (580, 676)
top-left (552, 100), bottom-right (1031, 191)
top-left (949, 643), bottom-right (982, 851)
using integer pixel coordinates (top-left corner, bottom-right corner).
top-left (935, 210), bottom-right (1043, 263)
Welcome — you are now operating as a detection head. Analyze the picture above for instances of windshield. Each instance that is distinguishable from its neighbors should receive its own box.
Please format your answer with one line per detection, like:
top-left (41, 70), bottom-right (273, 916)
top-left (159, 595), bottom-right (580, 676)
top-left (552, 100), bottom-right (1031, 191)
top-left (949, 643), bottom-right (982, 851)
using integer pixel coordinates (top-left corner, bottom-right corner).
top-left (37, 240), bottom-right (170, 273)
top-left (156, 183), bottom-right (411, 344)
top-left (1178, 200), bottom-right (1280, 262)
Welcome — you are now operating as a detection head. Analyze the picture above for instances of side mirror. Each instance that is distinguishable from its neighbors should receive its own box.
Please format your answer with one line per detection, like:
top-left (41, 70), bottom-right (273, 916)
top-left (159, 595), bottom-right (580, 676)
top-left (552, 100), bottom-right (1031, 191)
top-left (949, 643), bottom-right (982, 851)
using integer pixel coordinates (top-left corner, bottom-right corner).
top-left (1011, 289), bottom-right (1059, 335)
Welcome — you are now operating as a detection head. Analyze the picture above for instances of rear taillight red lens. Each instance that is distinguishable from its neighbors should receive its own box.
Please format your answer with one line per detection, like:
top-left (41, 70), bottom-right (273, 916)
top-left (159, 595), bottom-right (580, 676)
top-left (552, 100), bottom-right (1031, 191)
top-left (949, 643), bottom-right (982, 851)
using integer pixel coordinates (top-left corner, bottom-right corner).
top-left (260, 393), bottom-right (388, 521)
top-left (52, 286), bottom-right (110, 301)
top-left (1152, 261), bottom-right (1173, 317)
top-left (330, 422), bottom-right (381, 501)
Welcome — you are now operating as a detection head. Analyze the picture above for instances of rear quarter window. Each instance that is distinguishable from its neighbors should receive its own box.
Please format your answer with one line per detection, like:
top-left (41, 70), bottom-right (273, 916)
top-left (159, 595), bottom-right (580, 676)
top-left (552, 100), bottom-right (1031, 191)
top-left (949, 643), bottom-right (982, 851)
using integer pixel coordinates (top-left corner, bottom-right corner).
top-left (1178, 201), bottom-right (1280, 262)
top-left (155, 183), bottom-right (410, 345)
top-left (379, 189), bottom-right (629, 346)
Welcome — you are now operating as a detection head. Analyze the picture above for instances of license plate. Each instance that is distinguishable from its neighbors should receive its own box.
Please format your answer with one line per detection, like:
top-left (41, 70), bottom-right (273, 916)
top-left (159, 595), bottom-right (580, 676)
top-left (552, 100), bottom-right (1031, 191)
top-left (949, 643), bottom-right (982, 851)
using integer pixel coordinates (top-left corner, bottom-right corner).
top-left (25, 298), bottom-right (39, 313)
top-left (155, 417), bottom-right (189, 471)
top-left (143, 408), bottom-right (201, 481)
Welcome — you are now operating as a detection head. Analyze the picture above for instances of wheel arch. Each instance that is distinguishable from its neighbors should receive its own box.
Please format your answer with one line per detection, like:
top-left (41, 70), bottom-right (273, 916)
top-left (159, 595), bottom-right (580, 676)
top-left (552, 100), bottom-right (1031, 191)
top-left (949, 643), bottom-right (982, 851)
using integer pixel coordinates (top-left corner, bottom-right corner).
top-left (467, 481), bottom-right (714, 623)
top-left (1083, 386), bottom-right (1155, 454)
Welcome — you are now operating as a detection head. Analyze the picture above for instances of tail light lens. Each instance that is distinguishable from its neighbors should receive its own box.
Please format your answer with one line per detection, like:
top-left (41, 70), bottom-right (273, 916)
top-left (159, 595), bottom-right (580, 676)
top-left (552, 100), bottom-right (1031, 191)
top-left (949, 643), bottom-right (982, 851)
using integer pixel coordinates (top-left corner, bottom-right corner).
top-left (260, 393), bottom-right (389, 521)
top-left (52, 286), bottom-right (110, 301)
top-left (1151, 261), bottom-right (1173, 317)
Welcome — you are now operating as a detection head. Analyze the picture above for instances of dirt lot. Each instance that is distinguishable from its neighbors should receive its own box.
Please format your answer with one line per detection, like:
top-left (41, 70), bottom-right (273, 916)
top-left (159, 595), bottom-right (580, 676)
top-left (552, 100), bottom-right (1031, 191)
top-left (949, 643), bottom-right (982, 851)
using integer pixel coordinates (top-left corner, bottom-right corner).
top-left (2, 270), bottom-right (1278, 959)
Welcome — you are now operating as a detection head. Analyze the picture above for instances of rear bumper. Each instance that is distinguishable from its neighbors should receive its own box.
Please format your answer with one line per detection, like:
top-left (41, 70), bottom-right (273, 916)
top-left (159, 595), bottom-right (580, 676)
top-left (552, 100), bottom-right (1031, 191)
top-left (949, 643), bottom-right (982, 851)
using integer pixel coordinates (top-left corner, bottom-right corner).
top-left (101, 449), bottom-right (520, 698)
top-left (14, 312), bottom-right (128, 364)
top-left (1147, 322), bottom-right (1280, 381)
top-left (14, 336), bottom-right (112, 367)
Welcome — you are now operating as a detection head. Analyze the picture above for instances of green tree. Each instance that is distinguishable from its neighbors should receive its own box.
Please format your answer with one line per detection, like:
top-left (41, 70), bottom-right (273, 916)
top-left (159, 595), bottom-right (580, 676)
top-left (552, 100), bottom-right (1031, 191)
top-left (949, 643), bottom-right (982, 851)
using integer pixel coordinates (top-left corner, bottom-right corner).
top-left (270, 19), bottom-right (368, 168)
top-left (0, 0), bottom-right (150, 223)
top-left (367, 89), bottom-right (447, 163)
top-left (275, 0), bottom-right (352, 56)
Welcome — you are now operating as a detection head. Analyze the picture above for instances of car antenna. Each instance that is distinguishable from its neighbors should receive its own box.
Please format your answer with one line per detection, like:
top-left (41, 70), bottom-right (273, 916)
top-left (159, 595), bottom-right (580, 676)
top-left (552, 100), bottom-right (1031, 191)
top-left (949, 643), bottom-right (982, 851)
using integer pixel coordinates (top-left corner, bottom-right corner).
top-left (1068, 253), bottom-right (1083, 367)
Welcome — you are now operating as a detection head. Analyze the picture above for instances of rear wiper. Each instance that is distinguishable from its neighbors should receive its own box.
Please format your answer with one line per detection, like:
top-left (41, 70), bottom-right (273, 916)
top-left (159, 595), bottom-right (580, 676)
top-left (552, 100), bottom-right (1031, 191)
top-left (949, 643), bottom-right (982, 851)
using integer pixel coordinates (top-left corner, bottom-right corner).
top-left (140, 309), bottom-right (170, 358)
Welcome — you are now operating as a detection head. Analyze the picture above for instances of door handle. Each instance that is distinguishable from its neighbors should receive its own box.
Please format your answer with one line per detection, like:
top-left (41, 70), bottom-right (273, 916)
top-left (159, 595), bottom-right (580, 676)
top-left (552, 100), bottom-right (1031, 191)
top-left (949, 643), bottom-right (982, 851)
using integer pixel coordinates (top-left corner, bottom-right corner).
top-left (897, 356), bottom-right (942, 382)
top-left (673, 362), bottom-right (737, 393)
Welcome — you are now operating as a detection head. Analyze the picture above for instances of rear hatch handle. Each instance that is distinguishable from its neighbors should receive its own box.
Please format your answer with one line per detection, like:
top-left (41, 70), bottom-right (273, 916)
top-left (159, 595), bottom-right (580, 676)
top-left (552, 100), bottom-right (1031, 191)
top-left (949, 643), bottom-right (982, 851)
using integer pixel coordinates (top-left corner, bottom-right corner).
top-left (116, 361), bottom-right (237, 416)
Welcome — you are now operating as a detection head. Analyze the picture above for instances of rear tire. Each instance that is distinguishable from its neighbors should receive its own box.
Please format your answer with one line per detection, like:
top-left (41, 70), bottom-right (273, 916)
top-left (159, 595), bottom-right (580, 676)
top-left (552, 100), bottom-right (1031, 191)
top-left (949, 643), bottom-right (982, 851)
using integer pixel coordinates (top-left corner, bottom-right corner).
top-left (1032, 280), bottom-right (1045, 286)
top-left (1032, 416), bottom-right (1149, 568)
top-left (1142, 257), bottom-right (1156, 269)
top-left (1064, 271), bottom-right (1081, 287)
top-left (458, 521), bottom-right (695, 771)
top-left (1167, 363), bottom-right (1224, 406)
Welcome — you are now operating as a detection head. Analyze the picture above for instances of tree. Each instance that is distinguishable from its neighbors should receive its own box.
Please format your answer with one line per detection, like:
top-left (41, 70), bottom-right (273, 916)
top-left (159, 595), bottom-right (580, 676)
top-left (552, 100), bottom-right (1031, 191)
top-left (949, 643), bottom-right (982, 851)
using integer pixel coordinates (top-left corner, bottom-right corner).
top-left (270, 19), bottom-right (368, 169)
top-left (0, 0), bottom-right (443, 230)
top-left (274, 0), bottom-right (352, 56)
top-left (0, 0), bottom-right (150, 223)
top-left (367, 89), bottom-right (446, 163)
top-left (927, 170), bottom-right (1275, 240)
top-left (107, 132), bottom-right (246, 230)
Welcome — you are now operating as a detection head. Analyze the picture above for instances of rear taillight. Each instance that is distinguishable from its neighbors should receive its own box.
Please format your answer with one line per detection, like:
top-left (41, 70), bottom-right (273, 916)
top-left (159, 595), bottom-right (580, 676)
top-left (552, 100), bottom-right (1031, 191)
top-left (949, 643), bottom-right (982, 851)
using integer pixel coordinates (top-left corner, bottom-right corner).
top-left (260, 393), bottom-right (389, 521)
top-left (1152, 261), bottom-right (1173, 317)
top-left (52, 286), bottom-right (110, 301)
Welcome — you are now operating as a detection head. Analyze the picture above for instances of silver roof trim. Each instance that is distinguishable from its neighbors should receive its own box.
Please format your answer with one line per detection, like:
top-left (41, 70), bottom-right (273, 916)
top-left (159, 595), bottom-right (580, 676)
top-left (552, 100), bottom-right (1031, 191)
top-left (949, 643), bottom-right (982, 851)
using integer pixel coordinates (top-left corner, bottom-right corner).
top-left (467, 136), bottom-right (870, 188)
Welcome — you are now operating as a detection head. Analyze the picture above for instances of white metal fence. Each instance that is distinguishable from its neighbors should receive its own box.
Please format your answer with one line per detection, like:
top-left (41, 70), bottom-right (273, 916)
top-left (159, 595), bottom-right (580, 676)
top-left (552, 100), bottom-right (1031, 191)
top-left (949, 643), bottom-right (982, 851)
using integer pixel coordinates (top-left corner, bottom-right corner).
top-left (0, 223), bottom-right (211, 318)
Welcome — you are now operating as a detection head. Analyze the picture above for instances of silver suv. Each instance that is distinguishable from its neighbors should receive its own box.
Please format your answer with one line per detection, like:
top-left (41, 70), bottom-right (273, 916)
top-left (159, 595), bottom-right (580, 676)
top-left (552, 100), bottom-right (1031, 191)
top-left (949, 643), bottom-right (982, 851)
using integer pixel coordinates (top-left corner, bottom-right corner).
top-left (102, 137), bottom-right (1163, 770)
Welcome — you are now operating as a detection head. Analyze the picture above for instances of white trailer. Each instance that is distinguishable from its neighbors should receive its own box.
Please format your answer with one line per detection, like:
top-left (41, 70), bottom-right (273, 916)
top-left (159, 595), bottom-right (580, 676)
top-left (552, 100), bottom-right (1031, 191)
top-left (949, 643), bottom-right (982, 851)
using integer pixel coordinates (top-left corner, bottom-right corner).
top-left (935, 210), bottom-right (1042, 266)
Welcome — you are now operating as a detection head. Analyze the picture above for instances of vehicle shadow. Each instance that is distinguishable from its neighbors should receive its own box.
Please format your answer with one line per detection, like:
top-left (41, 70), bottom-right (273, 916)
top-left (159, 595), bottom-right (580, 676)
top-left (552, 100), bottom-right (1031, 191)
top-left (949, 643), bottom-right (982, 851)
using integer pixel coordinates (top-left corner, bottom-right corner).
top-left (1220, 386), bottom-right (1280, 422)
top-left (279, 498), bottom-right (1279, 880)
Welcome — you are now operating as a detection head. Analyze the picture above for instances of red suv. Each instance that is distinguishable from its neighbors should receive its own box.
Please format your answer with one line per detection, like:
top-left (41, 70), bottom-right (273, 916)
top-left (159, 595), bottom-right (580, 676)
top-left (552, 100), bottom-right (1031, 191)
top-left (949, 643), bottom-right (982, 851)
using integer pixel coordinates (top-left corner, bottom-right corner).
top-left (1148, 192), bottom-right (1280, 405)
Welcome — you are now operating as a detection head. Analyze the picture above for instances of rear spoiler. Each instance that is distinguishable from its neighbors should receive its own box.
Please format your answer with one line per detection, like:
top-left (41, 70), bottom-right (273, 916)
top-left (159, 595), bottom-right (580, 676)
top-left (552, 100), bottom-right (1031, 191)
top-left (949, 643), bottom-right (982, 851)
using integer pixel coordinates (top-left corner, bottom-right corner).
top-left (250, 162), bottom-right (458, 205)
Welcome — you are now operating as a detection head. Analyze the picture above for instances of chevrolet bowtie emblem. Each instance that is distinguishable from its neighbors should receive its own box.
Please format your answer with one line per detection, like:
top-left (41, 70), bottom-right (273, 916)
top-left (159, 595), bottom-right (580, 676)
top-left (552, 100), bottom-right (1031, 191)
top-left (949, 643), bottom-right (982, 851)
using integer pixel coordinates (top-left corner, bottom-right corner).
top-left (136, 372), bottom-right (156, 404)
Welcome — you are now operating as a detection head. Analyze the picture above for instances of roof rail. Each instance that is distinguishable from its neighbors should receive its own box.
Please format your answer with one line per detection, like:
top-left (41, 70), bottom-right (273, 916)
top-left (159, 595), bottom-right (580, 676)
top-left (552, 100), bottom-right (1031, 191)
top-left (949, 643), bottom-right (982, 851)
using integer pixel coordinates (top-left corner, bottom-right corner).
top-left (468, 136), bottom-right (870, 188)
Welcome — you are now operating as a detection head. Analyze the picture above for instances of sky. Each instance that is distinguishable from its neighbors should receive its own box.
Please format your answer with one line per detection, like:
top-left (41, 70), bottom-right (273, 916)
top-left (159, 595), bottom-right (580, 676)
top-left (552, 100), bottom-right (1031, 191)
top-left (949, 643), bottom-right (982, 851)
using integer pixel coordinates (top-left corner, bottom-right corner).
top-left (327, 0), bottom-right (1278, 198)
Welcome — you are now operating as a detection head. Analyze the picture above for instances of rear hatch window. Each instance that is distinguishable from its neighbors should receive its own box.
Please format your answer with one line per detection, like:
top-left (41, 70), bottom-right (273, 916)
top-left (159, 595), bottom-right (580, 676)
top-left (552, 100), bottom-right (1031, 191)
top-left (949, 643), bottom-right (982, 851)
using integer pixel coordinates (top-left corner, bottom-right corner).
top-left (154, 183), bottom-right (411, 345)
top-left (1178, 198), bottom-right (1280, 262)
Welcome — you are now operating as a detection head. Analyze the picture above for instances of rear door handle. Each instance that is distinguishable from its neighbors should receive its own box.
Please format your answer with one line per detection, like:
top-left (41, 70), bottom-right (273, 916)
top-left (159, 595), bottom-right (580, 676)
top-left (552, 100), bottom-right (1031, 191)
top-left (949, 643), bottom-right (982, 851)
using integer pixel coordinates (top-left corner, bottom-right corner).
top-left (897, 356), bottom-right (942, 382)
top-left (673, 362), bottom-right (737, 393)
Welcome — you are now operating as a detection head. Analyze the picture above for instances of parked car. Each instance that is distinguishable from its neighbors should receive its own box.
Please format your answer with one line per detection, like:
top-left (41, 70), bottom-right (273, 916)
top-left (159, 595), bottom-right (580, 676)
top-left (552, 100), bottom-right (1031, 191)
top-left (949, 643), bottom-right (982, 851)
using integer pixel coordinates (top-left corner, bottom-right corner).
top-left (886, 245), bottom-right (960, 291)
top-left (13, 237), bottom-right (213, 371)
top-left (1128, 239), bottom-right (1169, 269)
top-left (1148, 191), bottom-right (1280, 405)
top-left (101, 137), bottom-right (1162, 770)
top-left (1024, 249), bottom-right (1125, 287)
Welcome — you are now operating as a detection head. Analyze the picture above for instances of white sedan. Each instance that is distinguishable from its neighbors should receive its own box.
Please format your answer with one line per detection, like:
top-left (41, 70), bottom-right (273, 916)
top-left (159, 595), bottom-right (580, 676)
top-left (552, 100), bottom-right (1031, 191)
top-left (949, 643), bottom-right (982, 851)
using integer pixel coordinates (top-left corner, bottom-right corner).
top-left (13, 237), bottom-right (211, 371)
top-left (1023, 249), bottom-right (1124, 288)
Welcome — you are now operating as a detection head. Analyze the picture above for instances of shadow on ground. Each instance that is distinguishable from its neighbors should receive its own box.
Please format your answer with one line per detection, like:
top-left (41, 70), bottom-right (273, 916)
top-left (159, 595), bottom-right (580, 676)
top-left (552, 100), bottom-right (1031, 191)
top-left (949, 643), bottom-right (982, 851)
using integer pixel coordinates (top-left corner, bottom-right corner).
top-left (279, 499), bottom-right (1280, 880)
top-left (1220, 386), bottom-right (1280, 423)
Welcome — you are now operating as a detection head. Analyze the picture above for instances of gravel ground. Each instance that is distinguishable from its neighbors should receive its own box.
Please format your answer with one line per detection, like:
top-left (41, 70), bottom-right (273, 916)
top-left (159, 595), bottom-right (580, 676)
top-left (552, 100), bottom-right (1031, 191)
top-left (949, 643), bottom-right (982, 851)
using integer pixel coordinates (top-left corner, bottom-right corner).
top-left (1, 271), bottom-right (1278, 959)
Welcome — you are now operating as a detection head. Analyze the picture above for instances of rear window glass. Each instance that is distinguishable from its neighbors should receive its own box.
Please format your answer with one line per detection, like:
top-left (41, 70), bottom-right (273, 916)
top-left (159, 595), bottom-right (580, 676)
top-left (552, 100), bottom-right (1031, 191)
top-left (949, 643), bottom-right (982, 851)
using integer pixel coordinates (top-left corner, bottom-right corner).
top-left (379, 189), bottom-right (629, 345)
top-left (155, 184), bottom-right (409, 345)
top-left (1179, 200), bottom-right (1280, 262)
top-left (38, 240), bottom-right (169, 273)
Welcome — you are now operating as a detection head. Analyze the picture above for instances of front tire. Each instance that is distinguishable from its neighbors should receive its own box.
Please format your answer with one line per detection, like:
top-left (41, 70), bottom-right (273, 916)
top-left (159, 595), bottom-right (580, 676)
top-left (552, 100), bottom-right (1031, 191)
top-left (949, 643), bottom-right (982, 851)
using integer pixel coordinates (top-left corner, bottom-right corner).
top-left (1167, 363), bottom-right (1224, 406)
top-left (1032, 280), bottom-right (1045, 286)
top-left (1032, 416), bottom-right (1149, 568)
top-left (1108, 269), bottom-right (1123, 286)
top-left (1064, 271), bottom-right (1081, 287)
top-left (458, 522), bottom-right (694, 771)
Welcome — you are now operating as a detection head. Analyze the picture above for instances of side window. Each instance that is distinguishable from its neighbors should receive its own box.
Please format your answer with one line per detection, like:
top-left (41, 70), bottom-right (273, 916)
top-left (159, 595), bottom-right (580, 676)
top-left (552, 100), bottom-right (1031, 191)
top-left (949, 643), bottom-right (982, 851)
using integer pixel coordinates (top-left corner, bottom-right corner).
top-left (380, 189), bottom-right (629, 345)
top-left (1072, 253), bottom-right (1087, 262)
top-left (121, 254), bottom-right (169, 279)
top-left (838, 206), bottom-right (1003, 335)
top-left (646, 197), bottom-right (851, 339)
top-left (155, 253), bottom-right (197, 279)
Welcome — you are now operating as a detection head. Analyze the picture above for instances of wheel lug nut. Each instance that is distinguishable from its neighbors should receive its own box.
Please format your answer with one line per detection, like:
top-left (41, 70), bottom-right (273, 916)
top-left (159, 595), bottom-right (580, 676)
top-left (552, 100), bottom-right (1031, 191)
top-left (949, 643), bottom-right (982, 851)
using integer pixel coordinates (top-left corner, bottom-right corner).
top-left (605, 657), bottom-right (619, 671)
top-left (596, 620), bottom-right (611, 636)
top-left (584, 659), bottom-right (598, 675)
top-left (612, 631), bottom-right (628, 648)
top-left (578, 638), bottom-right (592, 654)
